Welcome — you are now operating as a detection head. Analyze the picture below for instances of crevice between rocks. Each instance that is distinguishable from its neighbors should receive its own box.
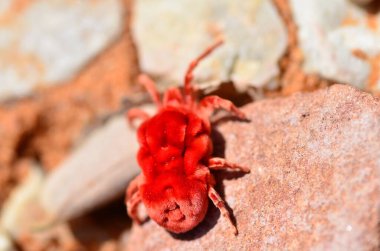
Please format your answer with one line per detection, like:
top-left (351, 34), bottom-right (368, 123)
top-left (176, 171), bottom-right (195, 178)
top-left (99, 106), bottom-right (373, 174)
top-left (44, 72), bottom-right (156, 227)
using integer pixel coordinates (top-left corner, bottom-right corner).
top-left (271, 0), bottom-right (343, 95)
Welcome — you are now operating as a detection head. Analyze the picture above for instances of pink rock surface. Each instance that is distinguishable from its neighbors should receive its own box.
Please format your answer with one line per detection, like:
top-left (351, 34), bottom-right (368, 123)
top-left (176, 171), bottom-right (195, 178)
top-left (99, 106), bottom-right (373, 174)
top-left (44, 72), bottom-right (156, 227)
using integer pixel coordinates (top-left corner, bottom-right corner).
top-left (123, 85), bottom-right (380, 250)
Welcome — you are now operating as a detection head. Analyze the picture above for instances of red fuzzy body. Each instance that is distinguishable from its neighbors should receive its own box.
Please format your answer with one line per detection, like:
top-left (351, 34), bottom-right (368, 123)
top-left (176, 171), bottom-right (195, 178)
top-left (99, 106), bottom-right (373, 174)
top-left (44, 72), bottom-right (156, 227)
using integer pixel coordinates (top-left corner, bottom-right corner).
top-left (125, 40), bottom-right (249, 234)
top-left (137, 106), bottom-right (214, 232)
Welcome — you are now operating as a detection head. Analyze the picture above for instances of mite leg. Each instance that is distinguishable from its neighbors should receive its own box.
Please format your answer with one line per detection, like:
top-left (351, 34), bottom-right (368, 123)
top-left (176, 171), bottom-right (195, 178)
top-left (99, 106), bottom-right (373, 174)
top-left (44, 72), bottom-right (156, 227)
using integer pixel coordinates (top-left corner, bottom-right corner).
top-left (126, 174), bottom-right (143, 198)
top-left (126, 174), bottom-right (144, 224)
top-left (208, 186), bottom-right (238, 235)
top-left (126, 191), bottom-right (143, 224)
top-left (126, 108), bottom-right (150, 127)
top-left (138, 74), bottom-right (162, 107)
top-left (208, 157), bottom-right (250, 172)
top-left (163, 87), bottom-right (184, 106)
top-left (200, 95), bottom-right (247, 119)
top-left (184, 39), bottom-right (223, 105)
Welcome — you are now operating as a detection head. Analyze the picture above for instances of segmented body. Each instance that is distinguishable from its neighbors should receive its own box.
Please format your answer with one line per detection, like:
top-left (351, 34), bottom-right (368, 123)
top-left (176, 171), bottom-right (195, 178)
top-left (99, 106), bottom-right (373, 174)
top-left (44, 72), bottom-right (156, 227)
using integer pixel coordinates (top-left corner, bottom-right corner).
top-left (136, 107), bottom-right (213, 233)
top-left (125, 40), bottom-right (249, 234)
top-left (138, 107), bottom-right (212, 183)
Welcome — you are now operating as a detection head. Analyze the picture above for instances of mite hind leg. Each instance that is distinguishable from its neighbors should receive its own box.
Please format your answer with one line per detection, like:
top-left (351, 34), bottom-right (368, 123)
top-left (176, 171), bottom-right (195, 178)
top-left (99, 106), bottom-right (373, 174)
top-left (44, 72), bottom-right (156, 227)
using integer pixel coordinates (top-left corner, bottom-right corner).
top-left (126, 174), bottom-right (144, 224)
top-left (126, 190), bottom-right (143, 224)
top-left (208, 186), bottom-right (238, 235)
top-left (126, 108), bottom-right (150, 127)
top-left (200, 95), bottom-right (247, 119)
top-left (208, 157), bottom-right (250, 172)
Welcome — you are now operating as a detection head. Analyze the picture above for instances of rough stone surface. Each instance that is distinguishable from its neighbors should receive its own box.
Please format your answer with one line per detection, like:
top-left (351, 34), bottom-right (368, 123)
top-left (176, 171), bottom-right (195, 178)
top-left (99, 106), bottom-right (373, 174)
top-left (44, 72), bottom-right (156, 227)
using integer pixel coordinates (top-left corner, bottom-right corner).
top-left (0, 0), bottom-right (123, 101)
top-left (134, 0), bottom-right (287, 91)
top-left (290, 0), bottom-right (380, 91)
top-left (123, 85), bottom-right (380, 250)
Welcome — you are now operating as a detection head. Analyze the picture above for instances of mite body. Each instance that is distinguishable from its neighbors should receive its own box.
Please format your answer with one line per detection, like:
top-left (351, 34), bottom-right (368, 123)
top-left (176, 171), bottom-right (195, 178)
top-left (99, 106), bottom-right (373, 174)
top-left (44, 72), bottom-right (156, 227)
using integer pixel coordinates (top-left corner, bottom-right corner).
top-left (125, 40), bottom-right (249, 235)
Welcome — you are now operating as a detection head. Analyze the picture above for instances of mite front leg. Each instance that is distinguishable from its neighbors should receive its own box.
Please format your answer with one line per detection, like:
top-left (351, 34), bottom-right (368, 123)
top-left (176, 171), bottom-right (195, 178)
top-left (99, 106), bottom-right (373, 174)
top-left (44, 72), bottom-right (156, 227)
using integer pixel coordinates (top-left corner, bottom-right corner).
top-left (184, 39), bottom-right (223, 105)
top-left (200, 95), bottom-right (247, 119)
top-left (138, 74), bottom-right (162, 107)
top-left (208, 157), bottom-right (250, 172)
top-left (208, 186), bottom-right (238, 235)
top-left (126, 108), bottom-right (150, 127)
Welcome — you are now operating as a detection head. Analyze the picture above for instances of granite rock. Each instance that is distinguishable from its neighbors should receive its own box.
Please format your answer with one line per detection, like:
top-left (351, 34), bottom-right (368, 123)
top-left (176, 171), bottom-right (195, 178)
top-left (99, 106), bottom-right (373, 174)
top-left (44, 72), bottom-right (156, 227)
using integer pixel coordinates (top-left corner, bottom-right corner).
top-left (290, 0), bottom-right (380, 91)
top-left (123, 85), bottom-right (380, 250)
top-left (0, 0), bottom-right (123, 101)
top-left (133, 0), bottom-right (287, 91)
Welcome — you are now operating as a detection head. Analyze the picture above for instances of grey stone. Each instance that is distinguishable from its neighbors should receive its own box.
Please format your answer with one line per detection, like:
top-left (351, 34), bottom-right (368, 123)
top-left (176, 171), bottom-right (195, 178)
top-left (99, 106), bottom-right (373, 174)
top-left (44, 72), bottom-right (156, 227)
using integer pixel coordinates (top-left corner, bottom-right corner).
top-left (290, 0), bottom-right (380, 90)
top-left (133, 0), bottom-right (287, 91)
top-left (0, 0), bottom-right (123, 101)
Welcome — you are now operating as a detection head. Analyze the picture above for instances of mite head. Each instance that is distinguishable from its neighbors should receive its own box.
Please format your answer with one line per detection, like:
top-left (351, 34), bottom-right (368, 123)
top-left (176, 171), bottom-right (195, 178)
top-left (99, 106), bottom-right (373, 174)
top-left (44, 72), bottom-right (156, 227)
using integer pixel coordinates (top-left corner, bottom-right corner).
top-left (140, 174), bottom-right (209, 233)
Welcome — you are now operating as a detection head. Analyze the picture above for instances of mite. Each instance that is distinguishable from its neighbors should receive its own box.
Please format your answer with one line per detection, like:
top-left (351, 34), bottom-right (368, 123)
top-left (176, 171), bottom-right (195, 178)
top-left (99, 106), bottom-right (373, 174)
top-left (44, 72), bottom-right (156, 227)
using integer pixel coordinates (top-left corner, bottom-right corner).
top-left (125, 40), bottom-right (249, 235)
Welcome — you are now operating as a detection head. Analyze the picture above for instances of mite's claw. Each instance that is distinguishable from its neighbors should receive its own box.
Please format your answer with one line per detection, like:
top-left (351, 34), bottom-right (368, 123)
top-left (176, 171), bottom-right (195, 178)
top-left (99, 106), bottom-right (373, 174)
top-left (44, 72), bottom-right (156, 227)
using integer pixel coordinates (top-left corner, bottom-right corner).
top-left (208, 157), bottom-right (250, 173)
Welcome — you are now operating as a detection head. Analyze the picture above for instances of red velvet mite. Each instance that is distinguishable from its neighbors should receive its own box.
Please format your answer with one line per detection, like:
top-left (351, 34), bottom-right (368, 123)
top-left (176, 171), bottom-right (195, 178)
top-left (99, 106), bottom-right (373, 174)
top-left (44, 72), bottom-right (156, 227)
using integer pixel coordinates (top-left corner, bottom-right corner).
top-left (125, 40), bottom-right (249, 235)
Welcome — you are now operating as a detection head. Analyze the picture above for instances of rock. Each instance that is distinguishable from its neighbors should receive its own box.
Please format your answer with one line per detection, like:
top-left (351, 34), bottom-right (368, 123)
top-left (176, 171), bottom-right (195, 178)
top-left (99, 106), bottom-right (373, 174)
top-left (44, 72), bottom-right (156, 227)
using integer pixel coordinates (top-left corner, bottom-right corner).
top-left (0, 0), bottom-right (123, 101)
top-left (0, 228), bottom-right (14, 251)
top-left (133, 0), bottom-right (287, 91)
top-left (0, 165), bottom-right (44, 237)
top-left (14, 223), bottom-right (82, 251)
top-left (40, 113), bottom-right (143, 222)
top-left (290, 0), bottom-right (380, 91)
top-left (123, 85), bottom-right (380, 250)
